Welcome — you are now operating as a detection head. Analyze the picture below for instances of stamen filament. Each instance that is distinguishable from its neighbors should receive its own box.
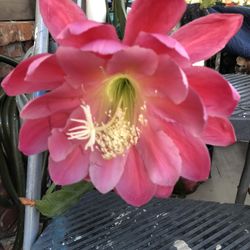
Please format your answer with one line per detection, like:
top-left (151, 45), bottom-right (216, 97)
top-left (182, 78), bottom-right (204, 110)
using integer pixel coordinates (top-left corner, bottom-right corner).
top-left (66, 105), bottom-right (96, 151)
top-left (70, 119), bottom-right (89, 125)
top-left (67, 132), bottom-right (90, 137)
top-left (68, 125), bottom-right (88, 131)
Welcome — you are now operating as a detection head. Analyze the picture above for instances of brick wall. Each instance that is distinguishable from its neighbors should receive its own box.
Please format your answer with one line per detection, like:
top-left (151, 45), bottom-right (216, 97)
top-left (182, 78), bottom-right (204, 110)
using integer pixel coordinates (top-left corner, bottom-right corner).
top-left (0, 21), bottom-right (34, 78)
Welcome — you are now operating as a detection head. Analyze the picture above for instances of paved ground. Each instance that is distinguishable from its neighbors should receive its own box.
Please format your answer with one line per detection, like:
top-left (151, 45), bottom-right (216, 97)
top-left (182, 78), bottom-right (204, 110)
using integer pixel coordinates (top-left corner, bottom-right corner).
top-left (189, 142), bottom-right (250, 205)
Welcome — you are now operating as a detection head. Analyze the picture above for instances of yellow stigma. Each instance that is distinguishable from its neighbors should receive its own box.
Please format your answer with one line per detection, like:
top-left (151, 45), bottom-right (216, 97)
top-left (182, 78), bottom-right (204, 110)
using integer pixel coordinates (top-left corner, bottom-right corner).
top-left (67, 75), bottom-right (147, 159)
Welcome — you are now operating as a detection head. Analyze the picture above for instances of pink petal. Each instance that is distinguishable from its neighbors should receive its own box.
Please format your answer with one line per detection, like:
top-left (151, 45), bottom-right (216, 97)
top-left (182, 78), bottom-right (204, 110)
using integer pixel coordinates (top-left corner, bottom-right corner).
top-left (185, 66), bottom-right (240, 116)
top-left (80, 39), bottom-right (126, 55)
top-left (107, 46), bottom-right (158, 76)
top-left (155, 185), bottom-right (174, 198)
top-left (142, 55), bottom-right (188, 104)
top-left (1, 54), bottom-right (61, 96)
top-left (115, 147), bottom-right (156, 206)
top-left (172, 14), bottom-right (243, 63)
top-left (162, 122), bottom-right (210, 181)
top-left (25, 54), bottom-right (65, 83)
top-left (19, 112), bottom-right (69, 155)
top-left (148, 89), bottom-right (206, 135)
top-left (64, 105), bottom-right (92, 130)
top-left (89, 152), bottom-right (127, 193)
top-left (135, 32), bottom-right (190, 66)
top-left (202, 116), bottom-right (236, 146)
top-left (56, 47), bottom-right (106, 89)
top-left (49, 146), bottom-right (89, 185)
top-left (57, 21), bottom-right (119, 48)
top-left (123, 0), bottom-right (186, 45)
top-left (21, 84), bottom-right (81, 119)
top-left (138, 126), bottom-right (182, 186)
top-left (39, 0), bottom-right (86, 41)
top-left (48, 106), bottom-right (92, 162)
top-left (48, 129), bottom-right (75, 162)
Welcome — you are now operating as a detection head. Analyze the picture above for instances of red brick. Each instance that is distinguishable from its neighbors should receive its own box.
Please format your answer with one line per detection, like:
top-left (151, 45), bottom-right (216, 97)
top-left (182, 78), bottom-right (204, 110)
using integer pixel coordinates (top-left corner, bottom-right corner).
top-left (0, 43), bottom-right (24, 58)
top-left (0, 21), bottom-right (34, 46)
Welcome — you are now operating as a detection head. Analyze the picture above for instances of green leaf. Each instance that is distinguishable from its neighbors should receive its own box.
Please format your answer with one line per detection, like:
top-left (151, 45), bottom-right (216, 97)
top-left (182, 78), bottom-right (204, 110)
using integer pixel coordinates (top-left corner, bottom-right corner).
top-left (113, 0), bottom-right (127, 38)
top-left (45, 183), bottom-right (56, 195)
top-left (35, 181), bottom-right (92, 218)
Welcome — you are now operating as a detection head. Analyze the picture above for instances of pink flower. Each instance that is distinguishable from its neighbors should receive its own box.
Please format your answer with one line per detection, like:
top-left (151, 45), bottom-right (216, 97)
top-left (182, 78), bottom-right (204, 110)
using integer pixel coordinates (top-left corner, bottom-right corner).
top-left (2, 0), bottom-right (242, 206)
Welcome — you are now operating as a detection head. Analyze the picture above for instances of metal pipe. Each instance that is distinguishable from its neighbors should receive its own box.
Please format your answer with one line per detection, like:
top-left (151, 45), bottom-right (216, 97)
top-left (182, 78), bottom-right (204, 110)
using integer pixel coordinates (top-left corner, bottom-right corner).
top-left (23, 1), bottom-right (49, 249)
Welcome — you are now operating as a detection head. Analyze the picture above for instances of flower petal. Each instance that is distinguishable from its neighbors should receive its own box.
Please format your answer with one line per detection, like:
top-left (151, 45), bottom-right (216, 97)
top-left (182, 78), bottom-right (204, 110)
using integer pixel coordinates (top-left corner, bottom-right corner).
top-left (202, 116), bottom-right (236, 146)
top-left (80, 39), bottom-right (126, 55)
top-left (115, 147), bottom-right (156, 206)
top-left (39, 0), bottom-right (86, 41)
top-left (48, 106), bottom-right (93, 162)
top-left (25, 54), bottom-right (65, 83)
top-left (172, 14), bottom-right (243, 63)
top-left (143, 55), bottom-right (188, 104)
top-left (138, 126), bottom-right (181, 186)
top-left (155, 185), bottom-right (174, 198)
top-left (162, 122), bottom-right (210, 181)
top-left (57, 21), bottom-right (119, 48)
top-left (135, 32), bottom-right (189, 66)
top-left (21, 84), bottom-right (81, 119)
top-left (89, 152), bottom-right (126, 193)
top-left (49, 146), bottom-right (89, 185)
top-left (185, 66), bottom-right (239, 116)
top-left (148, 89), bottom-right (206, 135)
top-left (1, 54), bottom-right (61, 96)
top-left (107, 46), bottom-right (158, 76)
top-left (48, 129), bottom-right (75, 162)
top-left (19, 112), bottom-right (69, 155)
top-left (56, 47), bottom-right (106, 89)
top-left (124, 0), bottom-right (186, 45)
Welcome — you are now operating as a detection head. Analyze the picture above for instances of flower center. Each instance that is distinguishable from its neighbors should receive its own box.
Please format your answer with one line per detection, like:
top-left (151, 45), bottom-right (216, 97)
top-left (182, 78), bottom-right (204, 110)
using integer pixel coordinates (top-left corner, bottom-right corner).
top-left (67, 75), bottom-right (147, 159)
top-left (106, 75), bottom-right (136, 120)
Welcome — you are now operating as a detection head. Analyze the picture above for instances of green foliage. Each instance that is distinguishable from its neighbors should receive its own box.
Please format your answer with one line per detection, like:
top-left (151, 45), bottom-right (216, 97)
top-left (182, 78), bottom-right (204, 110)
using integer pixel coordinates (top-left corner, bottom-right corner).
top-left (35, 181), bottom-right (92, 218)
top-left (113, 0), bottom-right (127, 38)
top-left (200, 0), bottom-right (216, 8)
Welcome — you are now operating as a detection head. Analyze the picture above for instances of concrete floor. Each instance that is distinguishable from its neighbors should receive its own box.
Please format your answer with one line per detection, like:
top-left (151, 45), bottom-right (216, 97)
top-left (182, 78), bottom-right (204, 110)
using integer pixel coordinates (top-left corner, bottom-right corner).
top-left (188, 142), bottom-right (250, 205)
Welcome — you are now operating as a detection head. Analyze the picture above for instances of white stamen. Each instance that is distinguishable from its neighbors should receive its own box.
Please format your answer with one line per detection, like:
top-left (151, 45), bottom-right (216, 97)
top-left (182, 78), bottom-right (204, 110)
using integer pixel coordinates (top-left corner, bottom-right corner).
top-left (66, 105), bottom-right (96, 151)
top-left (67, 103), bottom-right (147, 159)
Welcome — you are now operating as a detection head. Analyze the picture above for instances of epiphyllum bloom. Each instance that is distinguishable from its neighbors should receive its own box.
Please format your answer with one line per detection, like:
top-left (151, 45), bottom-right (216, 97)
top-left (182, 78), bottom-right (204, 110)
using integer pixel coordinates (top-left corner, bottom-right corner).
top-left (2, 0), bottom-right (242, 206)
